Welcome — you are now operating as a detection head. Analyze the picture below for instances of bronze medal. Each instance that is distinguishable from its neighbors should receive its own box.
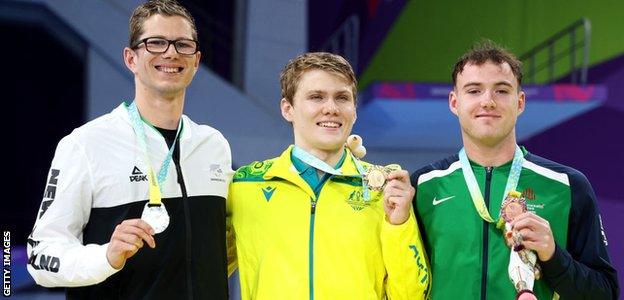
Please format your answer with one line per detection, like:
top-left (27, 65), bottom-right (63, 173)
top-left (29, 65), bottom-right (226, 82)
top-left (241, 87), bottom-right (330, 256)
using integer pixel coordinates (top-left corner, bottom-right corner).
top-left (500, 191), bottom-right (527, 223)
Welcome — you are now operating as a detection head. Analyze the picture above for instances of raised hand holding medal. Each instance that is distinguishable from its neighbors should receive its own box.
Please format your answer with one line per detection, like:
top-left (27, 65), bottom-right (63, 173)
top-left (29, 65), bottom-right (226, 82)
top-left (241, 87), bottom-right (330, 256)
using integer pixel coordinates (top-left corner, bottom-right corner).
top-left (501, 191), bottom-right (540, 300)
top-left (381, 168), bottom-right (415, 225)
top-left (346, 135), bottom-right (414, 225)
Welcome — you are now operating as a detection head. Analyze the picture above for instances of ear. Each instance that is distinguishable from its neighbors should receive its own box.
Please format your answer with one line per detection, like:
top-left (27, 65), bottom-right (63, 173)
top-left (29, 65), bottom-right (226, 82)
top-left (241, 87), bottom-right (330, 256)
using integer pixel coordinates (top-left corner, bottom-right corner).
top-left (449, 90), bottom-right (459, 116)
top-left (280, 98), bottom-right (294, 123)
top-left (123, 47), bottom-right (138, 74)
top-left (194, 51), bottom-right (201, 69)
top-left (517, 90), bottom-right (526, 115)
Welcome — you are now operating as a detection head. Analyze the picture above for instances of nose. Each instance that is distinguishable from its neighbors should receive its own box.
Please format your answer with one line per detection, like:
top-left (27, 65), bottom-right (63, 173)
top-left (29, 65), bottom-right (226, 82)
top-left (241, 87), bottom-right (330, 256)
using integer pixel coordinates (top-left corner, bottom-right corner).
top-left (481, 90), bottom-right (496, 110)
top-left (161, 42), bottom-right (179, 58)
top-left (322, 99), bottom-right (340, 115)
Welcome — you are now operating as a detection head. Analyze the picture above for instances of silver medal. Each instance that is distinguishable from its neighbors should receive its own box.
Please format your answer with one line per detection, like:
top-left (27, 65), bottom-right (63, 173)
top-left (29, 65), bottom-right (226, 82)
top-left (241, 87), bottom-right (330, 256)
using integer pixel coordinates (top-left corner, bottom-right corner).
top-left (141, 202), bottom-right (170, 234)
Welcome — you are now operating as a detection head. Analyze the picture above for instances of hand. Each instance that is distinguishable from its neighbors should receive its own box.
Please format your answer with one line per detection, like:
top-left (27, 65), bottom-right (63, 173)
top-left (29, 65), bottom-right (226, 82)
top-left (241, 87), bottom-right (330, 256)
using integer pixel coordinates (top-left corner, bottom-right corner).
top-left (511, 212), bottom-right (556, 261)
top-left (383, 170), bottom-right (415, 225)
top-left (106, 219), bottom-right (156, 269)
top-left (517, 291), bottom-right (537, 300)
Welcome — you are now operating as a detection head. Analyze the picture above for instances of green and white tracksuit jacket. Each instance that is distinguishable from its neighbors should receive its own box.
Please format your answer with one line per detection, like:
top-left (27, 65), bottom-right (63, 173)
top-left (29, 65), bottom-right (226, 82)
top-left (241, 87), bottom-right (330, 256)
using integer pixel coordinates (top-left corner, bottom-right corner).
top-left (411, 147), bottom-right (618, 300)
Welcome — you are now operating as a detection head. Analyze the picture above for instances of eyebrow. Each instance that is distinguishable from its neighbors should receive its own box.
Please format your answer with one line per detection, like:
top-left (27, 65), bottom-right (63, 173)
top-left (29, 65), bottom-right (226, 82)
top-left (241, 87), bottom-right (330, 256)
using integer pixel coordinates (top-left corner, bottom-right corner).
top-left (494, 81), bottom-right (514, 88)
top-left (462, 82), bottom-right (482, 89)
top-left (334, 90), bottom-right (352, 96)
top-left (306, 90), bottom-right (327, 95)
top-left (462, 81), bottom-right (514, 89)
top-left (142, 35), bottom-right (194, 40)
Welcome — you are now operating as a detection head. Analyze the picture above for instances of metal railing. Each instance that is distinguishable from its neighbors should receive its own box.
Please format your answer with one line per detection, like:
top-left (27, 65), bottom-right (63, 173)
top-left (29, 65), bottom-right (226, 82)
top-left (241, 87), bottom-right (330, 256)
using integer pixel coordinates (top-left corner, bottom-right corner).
top-left (520, 18), bottom-right (591, 85)
top-left (319, 15), bottom-right (360, 73)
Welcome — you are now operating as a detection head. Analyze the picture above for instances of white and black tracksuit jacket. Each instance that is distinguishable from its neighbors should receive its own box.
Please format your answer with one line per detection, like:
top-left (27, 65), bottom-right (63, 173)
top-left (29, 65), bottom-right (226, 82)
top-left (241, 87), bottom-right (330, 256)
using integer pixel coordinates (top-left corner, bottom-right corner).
top-left (27, 103), bottom-right (234, 299)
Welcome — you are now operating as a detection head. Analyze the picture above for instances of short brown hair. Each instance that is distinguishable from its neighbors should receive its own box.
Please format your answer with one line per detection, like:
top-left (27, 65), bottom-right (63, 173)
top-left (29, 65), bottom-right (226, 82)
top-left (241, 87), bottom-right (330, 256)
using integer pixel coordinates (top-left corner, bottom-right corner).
top-left (128, 0), bottom-right (197, 47)
top-left (452, 40), bottom-right (523, 87)
top-left (280, 52), bottom-right (358, 104)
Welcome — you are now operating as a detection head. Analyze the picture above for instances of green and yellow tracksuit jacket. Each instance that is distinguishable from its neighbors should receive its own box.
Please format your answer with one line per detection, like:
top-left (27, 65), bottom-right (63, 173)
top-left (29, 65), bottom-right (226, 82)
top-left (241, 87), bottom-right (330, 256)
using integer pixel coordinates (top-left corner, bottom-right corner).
top-left (227, 146), bottom-right (430, 300)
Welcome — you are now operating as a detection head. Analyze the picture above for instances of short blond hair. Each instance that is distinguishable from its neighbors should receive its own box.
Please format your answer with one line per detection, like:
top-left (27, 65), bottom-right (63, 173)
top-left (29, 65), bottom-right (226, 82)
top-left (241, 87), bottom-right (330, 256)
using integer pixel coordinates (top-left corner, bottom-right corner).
top-left (128, 0), bottom-right (197, 47)
top-left (280, 52), bottom-right (357, 105)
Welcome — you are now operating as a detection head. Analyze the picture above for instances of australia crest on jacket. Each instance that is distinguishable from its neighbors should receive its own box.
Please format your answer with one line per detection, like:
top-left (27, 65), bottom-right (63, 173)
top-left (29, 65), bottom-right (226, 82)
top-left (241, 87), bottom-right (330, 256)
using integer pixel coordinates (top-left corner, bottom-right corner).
top-left (346, 190), bottom-right (370, 211)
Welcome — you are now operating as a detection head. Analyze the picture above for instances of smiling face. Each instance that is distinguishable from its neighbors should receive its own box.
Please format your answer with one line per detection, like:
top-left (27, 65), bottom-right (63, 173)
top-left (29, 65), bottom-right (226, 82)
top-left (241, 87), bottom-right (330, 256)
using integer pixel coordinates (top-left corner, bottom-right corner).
top-left (449, 60), bottom-right (525, 148)
top-left (124, 14), bottom-right (200, 99)
top-left (281, 69), bottom-right (357, 156)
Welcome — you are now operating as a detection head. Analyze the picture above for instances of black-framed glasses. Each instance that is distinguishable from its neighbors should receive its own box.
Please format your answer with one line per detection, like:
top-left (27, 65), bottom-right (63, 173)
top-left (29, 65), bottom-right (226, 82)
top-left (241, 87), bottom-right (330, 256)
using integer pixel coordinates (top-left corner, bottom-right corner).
top-left (132, 37), bottom-right (198, 55)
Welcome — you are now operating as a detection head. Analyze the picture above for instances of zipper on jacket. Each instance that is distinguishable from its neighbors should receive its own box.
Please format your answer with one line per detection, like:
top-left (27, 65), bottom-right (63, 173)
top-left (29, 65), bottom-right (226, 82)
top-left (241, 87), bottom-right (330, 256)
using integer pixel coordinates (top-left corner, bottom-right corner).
top-left (174, 145), bottom-right (194, 300)
top-left (481, 166), bottom-right (493, 300)
top-left (308, 197), bottom-right (317, 300)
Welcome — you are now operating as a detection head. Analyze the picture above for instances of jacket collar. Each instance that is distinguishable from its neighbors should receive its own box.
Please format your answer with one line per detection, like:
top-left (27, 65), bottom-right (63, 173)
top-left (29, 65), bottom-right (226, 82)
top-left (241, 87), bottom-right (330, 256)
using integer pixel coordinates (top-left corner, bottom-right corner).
top-left (264, 145), bottom-right (363, 197)
top-left (115, 102), bottom-right (193, 142)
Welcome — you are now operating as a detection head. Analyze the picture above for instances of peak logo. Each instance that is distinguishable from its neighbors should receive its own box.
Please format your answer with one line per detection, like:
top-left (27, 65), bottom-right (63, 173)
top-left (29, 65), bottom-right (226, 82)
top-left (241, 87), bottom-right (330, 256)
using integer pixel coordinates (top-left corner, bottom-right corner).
top-left (129, 166), bottom-right (148, 182)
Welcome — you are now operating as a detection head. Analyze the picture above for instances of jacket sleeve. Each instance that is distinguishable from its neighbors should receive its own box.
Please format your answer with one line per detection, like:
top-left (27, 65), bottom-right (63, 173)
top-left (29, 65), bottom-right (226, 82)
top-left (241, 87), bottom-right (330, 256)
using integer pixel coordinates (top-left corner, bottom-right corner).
top-left (540, 171), bottom-right (619, 299)
top-left (381, 210), bottom-right (431, 299)
top-left (226, 182), bottom-right (238, 277)
top-left (27, 135), bottom-right (119, 287)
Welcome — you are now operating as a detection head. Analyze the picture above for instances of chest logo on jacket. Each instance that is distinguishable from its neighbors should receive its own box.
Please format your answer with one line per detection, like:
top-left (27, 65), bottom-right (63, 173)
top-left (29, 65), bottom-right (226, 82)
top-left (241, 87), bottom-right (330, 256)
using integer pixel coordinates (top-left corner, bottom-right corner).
top-left (346, 190), bottom-right (375, 211)
top-left (521, 188), bottom-right (535, 200)
top-left (261, 186), bottom-right (276, 202)
top-left (210, 164), bottom-right (226, 182)
top-left (129, 166), bottom-right (148, 183)
top-left (521, 187), bottom-right (545, 212)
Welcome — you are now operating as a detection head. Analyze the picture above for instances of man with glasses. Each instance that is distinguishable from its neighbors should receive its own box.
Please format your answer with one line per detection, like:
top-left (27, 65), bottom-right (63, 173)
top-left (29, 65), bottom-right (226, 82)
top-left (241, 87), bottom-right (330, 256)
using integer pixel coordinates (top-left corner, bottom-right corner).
top-left (27, 1), bottom-right (233, 298)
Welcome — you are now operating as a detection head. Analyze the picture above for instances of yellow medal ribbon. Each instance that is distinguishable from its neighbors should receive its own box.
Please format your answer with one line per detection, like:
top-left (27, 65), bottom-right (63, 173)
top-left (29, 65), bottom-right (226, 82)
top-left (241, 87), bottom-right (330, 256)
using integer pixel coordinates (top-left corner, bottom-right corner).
top-left (148, 168), bottom-right (162, 205)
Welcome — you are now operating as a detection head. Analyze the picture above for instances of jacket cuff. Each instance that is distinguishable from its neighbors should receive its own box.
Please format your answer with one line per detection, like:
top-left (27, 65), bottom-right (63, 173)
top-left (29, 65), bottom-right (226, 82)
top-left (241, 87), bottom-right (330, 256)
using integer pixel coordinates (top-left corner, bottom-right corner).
top-left (539, 243), bottom-right (571, 280)
top-left (95, 243), bottom-right (122, 277)
top-left (383, 211), bottom-right (416, 234)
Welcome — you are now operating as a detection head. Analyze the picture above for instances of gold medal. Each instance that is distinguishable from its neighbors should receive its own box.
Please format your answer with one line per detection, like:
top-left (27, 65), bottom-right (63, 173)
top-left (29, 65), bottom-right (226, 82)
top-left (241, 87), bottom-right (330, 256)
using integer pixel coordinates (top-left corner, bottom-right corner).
top-left (364, 164), bottom-right (401, 191)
